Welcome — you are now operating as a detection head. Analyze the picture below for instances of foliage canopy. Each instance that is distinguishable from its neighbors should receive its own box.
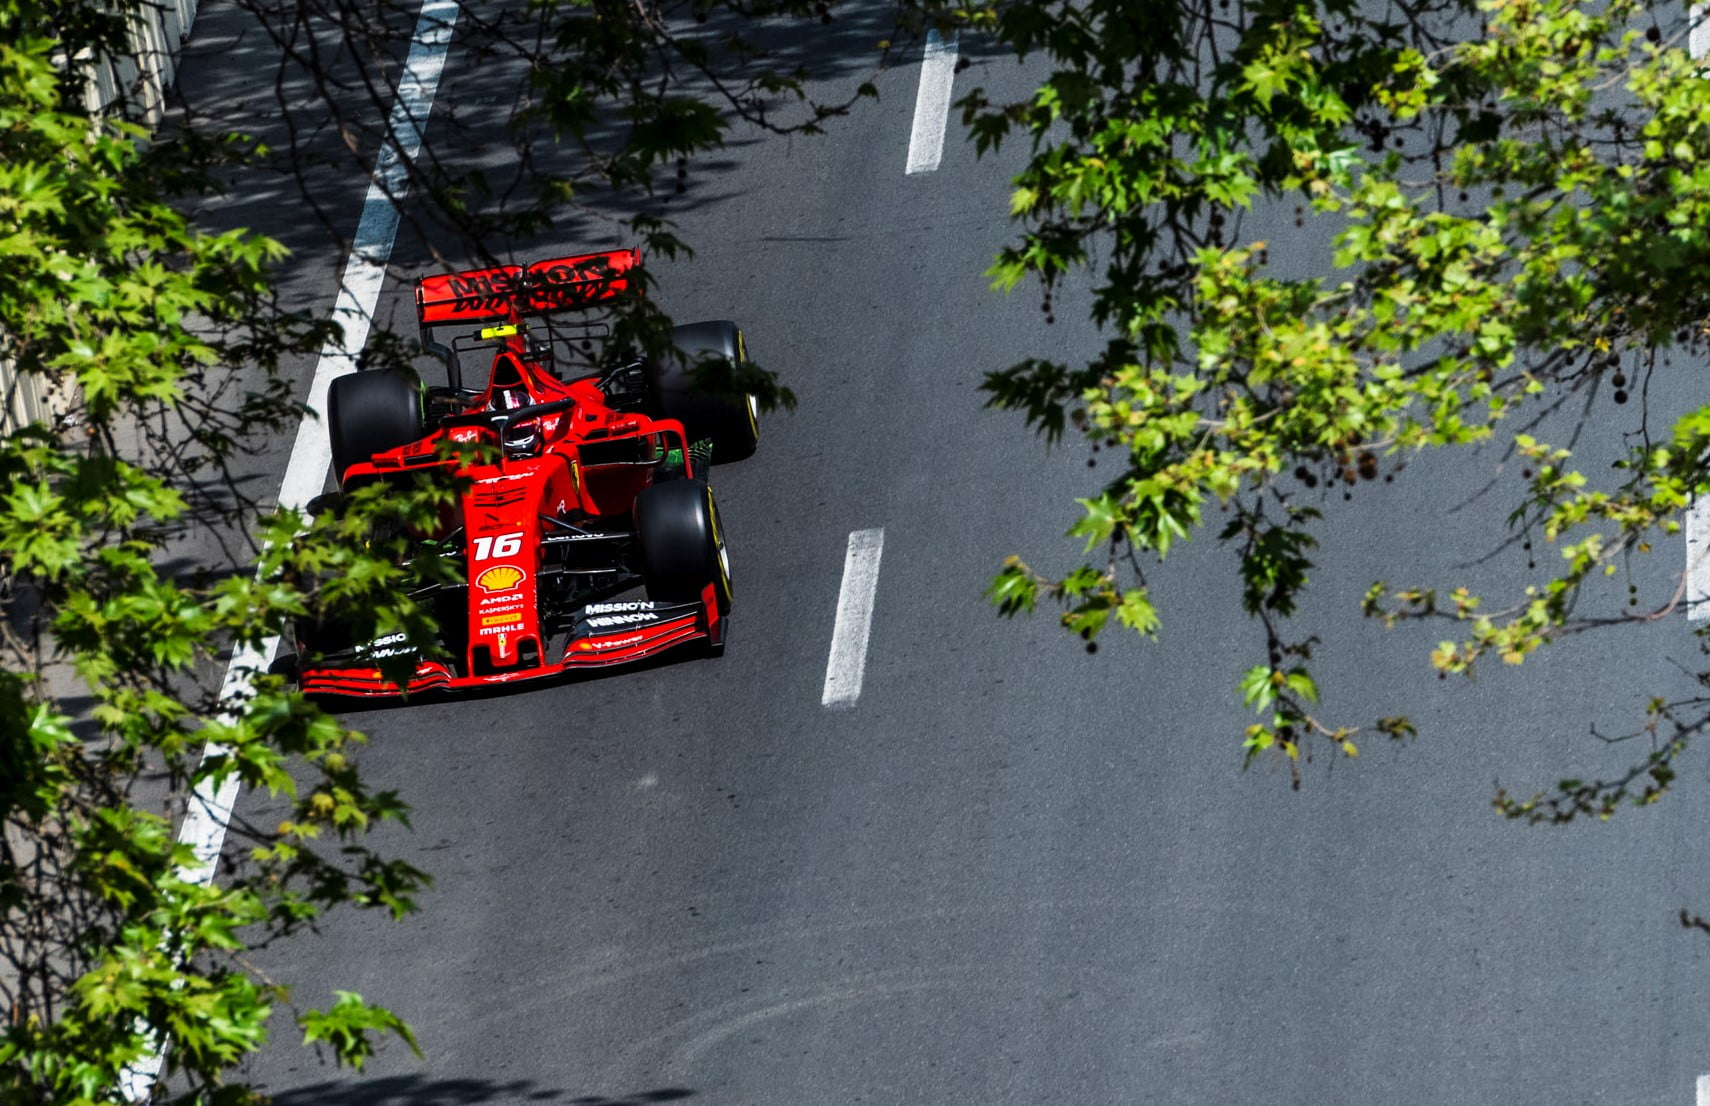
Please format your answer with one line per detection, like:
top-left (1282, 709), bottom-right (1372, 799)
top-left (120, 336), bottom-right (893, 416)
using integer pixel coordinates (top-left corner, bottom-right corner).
top-left (961, 0), bottom-right (1710, 816)
top-left (8, 0), bottom-right (1710, 1096)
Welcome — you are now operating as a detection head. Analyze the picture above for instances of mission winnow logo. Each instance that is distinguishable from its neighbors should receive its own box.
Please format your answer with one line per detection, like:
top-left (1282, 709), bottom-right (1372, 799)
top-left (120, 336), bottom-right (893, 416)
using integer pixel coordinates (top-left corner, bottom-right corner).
top-left (585, 600), bottom-right (662, 629)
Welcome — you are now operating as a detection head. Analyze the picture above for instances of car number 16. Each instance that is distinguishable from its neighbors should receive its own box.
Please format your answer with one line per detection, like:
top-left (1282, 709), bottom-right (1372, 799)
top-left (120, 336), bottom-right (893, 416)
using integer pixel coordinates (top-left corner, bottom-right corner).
top-left (473, 532), bottom-right (523, 560)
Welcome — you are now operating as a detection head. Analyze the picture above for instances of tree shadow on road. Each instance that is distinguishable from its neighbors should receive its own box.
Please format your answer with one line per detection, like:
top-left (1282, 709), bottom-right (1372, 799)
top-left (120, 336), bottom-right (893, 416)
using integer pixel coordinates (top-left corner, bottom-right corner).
top-left (268, 1074), bottom-right (694, 1106)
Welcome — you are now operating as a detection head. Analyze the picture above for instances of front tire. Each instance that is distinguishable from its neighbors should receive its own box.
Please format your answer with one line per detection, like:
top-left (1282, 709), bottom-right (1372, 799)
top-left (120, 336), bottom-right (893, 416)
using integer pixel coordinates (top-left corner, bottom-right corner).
top-left (648, 321), bottom-right (760, 464)
top-left (329, 370), bottom-right (423, 485)
top-left (634, 479), bottom-right (731, 614)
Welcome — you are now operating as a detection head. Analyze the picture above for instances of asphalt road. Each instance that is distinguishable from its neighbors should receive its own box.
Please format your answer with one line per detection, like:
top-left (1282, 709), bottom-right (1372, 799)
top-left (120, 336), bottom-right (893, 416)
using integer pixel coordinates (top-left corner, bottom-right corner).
top-left (160, 2), bottom-right (1710, 1103)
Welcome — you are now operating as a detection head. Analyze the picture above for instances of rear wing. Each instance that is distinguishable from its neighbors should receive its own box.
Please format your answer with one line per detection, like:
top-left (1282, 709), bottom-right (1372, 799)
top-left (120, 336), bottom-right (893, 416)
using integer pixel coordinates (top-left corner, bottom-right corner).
top-left (415, 248), bottom-right (641, 327)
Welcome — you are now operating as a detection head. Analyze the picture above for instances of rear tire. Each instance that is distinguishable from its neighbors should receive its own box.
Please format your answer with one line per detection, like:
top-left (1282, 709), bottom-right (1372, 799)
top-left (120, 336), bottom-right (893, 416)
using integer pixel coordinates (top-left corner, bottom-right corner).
top-left (329, 370), bottom-right (422, 485)
top-left (634, 479), bottom-right (731, 613)
top-left (648, 321), bottom-right (760, 464)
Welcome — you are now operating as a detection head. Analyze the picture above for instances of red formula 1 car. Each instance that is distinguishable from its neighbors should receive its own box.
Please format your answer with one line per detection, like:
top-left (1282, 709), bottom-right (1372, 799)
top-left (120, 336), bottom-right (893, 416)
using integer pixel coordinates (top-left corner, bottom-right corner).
top-left (290, 248), bottom-right (759, 697)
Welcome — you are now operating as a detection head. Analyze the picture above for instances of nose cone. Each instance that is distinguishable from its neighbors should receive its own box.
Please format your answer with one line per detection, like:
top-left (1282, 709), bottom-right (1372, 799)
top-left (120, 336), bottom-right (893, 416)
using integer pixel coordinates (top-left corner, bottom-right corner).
top-left (463, 477), bottom-right (546, 672)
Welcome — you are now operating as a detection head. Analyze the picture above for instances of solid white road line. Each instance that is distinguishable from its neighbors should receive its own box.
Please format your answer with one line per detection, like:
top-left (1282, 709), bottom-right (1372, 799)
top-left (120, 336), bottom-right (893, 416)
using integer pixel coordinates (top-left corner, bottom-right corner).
top-left (280, 0), bottom-right (458, 511)
top-left (119, 0), bottom-right (459, 1099)
top-left (1698, 1073), bottom-right (1710, 1106)
top-left (1691, 132), bottom-right (1710, 625)
top-left (905, 28), bottom-right (958, 175)
top-left (822, 529), bottom-right (885, 707)
top-left (1688, 499), bottom-right (1710, 620)
top-left (1677, 0), bottom-right (1709, 1068)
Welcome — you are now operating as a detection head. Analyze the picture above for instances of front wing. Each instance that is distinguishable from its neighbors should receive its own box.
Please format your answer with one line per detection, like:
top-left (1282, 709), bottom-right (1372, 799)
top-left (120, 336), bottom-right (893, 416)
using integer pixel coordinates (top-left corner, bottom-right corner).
top-left (298, 590), bottom-right (722, 698)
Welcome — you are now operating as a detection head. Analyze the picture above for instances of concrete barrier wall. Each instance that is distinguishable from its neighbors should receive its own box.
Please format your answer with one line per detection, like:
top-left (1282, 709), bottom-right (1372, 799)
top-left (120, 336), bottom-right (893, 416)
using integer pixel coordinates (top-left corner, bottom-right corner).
top-left (84, 0), bottom-right (201, 124)
top-left (2, 0), bottom-right (201, 434)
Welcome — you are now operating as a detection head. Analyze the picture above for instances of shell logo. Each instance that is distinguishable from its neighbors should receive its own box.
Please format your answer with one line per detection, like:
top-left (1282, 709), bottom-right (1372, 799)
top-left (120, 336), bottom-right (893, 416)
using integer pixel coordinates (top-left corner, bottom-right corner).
top-left (476, 565), bottom-right (525, 593)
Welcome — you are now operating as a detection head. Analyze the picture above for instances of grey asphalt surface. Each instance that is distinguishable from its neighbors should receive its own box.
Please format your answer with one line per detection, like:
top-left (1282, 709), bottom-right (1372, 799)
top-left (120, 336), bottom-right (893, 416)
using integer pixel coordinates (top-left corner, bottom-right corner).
top-left (161, 3), bottom-right (1710, 1103)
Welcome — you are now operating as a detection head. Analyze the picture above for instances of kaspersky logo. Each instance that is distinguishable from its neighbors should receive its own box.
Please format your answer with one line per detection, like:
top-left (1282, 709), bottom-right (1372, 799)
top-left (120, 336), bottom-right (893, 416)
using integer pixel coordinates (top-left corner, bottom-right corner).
top-left (476, 565), bottom-right (525, 593)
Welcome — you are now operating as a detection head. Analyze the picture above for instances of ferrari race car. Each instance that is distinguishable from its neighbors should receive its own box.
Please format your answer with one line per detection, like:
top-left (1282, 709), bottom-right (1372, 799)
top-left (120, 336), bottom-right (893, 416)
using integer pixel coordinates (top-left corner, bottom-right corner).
top-left (289, 247), bottom-right (758, 697)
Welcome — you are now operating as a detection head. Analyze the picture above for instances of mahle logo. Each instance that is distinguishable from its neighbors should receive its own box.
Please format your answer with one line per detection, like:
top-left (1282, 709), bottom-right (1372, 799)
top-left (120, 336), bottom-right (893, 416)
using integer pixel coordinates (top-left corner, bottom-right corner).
top-left (476, 565), bottom-right (525, 593)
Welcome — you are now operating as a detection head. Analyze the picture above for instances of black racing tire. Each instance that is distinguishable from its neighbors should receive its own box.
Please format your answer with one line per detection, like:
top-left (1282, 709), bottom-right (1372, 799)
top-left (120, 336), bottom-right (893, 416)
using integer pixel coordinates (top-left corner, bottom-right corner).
top-left (294, 612), bottom-right (355, 661)
top-left (634, 479), bottom-right (732, 614)
top-left (329, 370), bottom-right (422, 485)
top-left (647, 320), bottom-right (760, 464)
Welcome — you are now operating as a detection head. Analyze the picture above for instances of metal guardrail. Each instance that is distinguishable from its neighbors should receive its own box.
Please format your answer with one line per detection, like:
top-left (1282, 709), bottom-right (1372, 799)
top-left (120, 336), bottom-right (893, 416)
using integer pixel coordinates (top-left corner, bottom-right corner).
top-left (0, 0), bottom-right (201, 434)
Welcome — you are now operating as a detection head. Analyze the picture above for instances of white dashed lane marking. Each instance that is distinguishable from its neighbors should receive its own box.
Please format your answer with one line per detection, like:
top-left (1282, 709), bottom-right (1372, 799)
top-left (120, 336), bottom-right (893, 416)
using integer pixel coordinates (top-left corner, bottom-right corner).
top-left (120, 0), bottom-right (460, 1099)
top-left (822, 528), bottom-right (885, 707)
top-left (905, 28), bottom-right (958, 174)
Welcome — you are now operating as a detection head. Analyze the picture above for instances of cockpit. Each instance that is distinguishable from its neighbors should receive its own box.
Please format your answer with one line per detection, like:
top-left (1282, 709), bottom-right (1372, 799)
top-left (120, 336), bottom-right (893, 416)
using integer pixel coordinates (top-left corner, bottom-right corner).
top-left (489, 353), bottom-right (549, 456)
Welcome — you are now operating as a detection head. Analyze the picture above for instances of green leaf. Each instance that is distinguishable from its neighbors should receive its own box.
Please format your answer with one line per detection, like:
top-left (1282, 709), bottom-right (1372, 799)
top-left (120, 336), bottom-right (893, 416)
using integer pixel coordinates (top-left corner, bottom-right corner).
top-left (299, 992), bottom-right (421, 1069)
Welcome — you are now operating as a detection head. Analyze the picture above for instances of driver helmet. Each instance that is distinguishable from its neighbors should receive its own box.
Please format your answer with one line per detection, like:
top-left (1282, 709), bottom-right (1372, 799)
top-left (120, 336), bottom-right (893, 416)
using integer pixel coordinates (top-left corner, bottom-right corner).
top-left (498, 385), bottom-right (539, 455)
top-left (489, 354), bottom-right (541, 457)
